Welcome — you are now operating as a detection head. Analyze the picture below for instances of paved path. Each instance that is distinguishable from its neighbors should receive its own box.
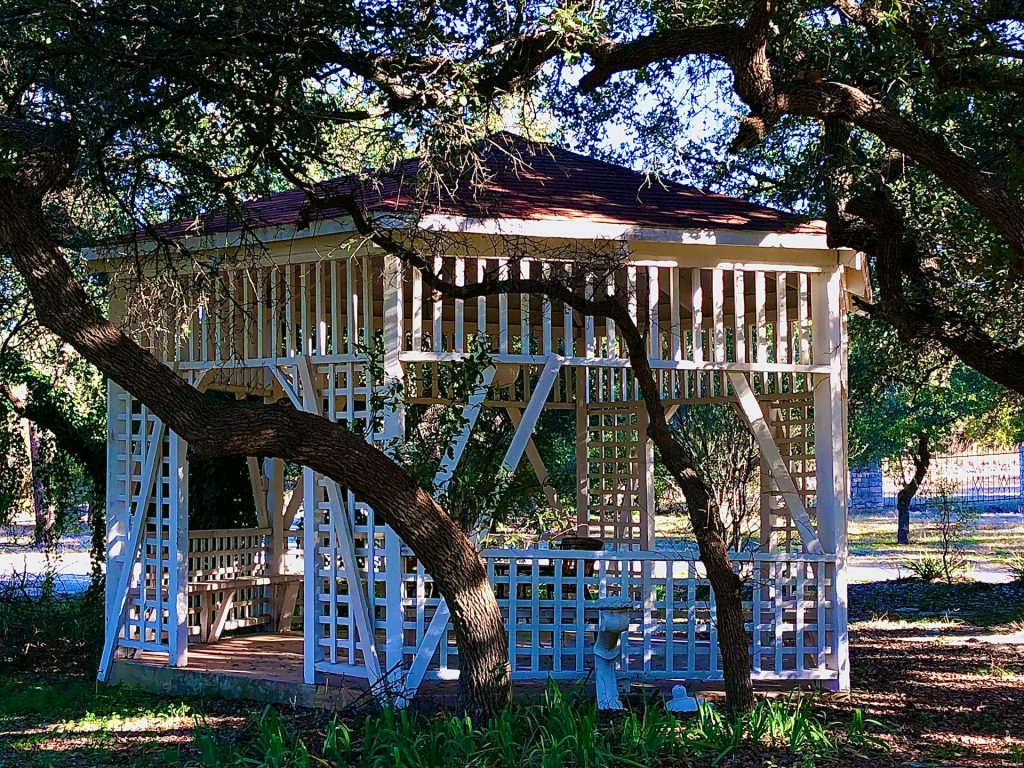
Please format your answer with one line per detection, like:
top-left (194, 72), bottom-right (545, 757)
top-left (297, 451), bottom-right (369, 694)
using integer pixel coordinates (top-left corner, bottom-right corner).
top-left (847, 561), bottom-right (1011, 584)
top-left (0, 520), bottom-right (94, 595)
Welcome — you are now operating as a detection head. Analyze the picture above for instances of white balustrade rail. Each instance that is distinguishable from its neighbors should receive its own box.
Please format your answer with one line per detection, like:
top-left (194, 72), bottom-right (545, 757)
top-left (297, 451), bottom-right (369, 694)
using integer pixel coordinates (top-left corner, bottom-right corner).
top-left (399, 547), bottom-right (839, 684)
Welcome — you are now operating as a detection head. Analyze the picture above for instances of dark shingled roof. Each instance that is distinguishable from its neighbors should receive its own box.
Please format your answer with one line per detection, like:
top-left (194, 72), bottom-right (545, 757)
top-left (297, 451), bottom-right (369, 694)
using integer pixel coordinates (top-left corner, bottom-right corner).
top-left (157, 132), bottom-right (823, 239)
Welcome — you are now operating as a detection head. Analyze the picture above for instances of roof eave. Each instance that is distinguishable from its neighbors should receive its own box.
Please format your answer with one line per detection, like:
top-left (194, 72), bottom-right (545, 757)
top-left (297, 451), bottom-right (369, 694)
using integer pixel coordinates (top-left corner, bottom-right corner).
top-left (85, 212), bottom-right (829, 262)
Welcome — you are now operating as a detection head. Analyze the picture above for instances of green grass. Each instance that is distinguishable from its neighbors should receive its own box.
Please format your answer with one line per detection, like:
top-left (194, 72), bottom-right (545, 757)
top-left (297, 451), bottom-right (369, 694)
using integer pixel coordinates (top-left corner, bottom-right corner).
top-left (195, 683), bottom-right (884, 768)
top-left (0, 676), bottom-right (886, 768)
top-left (848, 513), bottom-right (1024, 572)
top-left (0, 675), bottom-right (209, 767)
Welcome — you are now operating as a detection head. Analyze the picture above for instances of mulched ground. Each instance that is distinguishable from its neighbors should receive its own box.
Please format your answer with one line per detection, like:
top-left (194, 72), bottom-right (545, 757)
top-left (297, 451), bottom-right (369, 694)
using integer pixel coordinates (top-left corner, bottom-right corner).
top-left (819, 580), bottom-right (1024, 767)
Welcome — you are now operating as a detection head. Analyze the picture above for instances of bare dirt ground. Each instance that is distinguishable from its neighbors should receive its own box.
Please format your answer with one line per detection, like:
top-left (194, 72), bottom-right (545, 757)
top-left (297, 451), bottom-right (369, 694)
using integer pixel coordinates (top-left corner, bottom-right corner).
top-left (826, 579), bottom-right (1024, 767)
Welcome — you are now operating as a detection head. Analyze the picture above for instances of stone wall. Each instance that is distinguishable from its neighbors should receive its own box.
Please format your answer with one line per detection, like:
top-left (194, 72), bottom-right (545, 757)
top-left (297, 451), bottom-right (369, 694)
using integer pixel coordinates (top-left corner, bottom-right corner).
top-left (849, 460), bottom-right (883, 512)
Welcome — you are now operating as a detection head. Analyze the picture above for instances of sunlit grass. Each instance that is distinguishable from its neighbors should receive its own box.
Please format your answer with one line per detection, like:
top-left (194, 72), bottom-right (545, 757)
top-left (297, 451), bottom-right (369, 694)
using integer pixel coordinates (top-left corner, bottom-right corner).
top-left (853, 615), bottom-right (966, 632)
top-left (848, 513), bottom-right (1024, 571)
top-left (0, 675), bottom-right (216, 768)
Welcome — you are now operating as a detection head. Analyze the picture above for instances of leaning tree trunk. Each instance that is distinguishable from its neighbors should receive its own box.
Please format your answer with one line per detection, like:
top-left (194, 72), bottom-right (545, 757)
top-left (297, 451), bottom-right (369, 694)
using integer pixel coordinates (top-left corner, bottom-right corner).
top-left (618, 326), bottom-right (756, 712)
top-left (896, 433), bottom-right (931, 545)
top-left (647, 416), bottom-right (756, 712)
top-left (0, 178), bottom-right (511, 718)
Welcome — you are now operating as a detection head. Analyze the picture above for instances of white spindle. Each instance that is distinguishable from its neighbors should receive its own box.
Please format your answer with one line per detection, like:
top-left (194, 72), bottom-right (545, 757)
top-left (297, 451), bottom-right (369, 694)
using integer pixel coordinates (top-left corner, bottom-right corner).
top-left (520, 260), bottom-right (530, 354)
top-left (454, 258), bottom-right (465, 353)
top-left (755, 271), bottom-right (767, 385)
top-left (712, 268), bottom-right (725, 362)
top-left (647, 266), bottom-right (660, 359)
top-left (798, 273), bottom-right (810, 363)
top-left (499, 257), bottom-right (509, 355)
top-left (733, 270), bottom-right (745, 364)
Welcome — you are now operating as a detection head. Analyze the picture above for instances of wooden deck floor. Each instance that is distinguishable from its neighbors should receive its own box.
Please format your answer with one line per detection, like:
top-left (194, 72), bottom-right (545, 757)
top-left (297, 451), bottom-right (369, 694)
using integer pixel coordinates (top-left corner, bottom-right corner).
top-left (136, 632), bottom-right (306, 684)
top-left (112, 632), bottom-right (727, 708)
top-left (113, 632), bottom-right (369, 707)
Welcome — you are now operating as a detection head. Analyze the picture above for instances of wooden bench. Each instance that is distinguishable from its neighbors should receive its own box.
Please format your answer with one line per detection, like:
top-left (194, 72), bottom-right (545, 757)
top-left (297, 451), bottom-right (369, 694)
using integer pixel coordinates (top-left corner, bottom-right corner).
top-left (189, 574), bottom-right (302, 643)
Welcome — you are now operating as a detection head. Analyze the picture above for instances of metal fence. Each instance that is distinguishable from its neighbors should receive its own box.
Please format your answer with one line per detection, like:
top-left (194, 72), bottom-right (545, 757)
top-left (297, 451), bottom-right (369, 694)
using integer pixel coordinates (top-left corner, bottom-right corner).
top-left (881, 449), bottom-right (1022, 509)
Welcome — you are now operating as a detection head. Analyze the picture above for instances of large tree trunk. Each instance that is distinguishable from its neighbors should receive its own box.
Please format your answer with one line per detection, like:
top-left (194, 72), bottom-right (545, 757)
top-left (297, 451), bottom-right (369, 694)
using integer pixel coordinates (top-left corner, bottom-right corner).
top-left (895, 433), bottom-right (930, 545)
top-left (0, 181), bottom-right (511, 718)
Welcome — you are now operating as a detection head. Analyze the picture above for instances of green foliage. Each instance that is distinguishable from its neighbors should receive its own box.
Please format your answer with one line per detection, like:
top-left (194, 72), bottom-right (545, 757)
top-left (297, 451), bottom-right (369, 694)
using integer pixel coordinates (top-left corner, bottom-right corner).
top-left (395, 338), bottom-right (574, 536)
top-left (0, 350), bottom-right (104, 544)
top-left (906, 555), bottom-right (945, 583)
top-left (666, 404), bottom-right (759, 550)
top-left (195, 684), bottom-right (884, 767)
top-left (931, 481), bottom-right (979, 585)
top-left (848, 314), bottom-right (1017, 468)
top-left (1006, 552), bottom-right (1024, 584)
top-left (0, 588), bottom-right (102, 675)
top-left (0, 673), bottom-right (195, 768)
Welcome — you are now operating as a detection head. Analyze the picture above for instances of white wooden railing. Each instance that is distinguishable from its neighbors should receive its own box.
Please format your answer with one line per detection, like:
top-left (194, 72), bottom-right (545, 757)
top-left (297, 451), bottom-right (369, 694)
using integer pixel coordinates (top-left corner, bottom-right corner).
top-left (186, 528), bottom-right (273, 637)
top-left (399, 547), bottom-right (839, 684)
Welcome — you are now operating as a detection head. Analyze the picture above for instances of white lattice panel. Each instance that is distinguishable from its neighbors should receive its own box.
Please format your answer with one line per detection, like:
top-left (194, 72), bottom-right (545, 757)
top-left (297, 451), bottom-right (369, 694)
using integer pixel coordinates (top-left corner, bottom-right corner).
top-left (405, 549), bottom-right (838, 683)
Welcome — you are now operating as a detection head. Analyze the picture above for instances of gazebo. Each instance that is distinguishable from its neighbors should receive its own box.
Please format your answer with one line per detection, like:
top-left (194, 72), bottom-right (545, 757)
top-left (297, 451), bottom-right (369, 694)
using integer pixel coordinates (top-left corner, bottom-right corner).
top-left (94, 134), bottom-right (866, 705)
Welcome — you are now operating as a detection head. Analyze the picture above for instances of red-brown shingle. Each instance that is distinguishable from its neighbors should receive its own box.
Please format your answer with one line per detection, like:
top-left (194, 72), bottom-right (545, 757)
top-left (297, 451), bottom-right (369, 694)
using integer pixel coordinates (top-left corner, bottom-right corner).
top-left (156, 132), bottom-right (823, 238)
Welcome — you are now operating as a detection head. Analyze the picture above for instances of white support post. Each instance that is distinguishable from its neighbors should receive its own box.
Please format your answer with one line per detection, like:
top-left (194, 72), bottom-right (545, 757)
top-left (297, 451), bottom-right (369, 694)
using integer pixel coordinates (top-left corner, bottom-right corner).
top-left (265, 458), bottom-right (285, 575)
top-left (98, 417), bottom-right (167, 682)
top-left (728, 372), bottom-right (822, 554)
top-left (168, 431), bottom-right (189, 668)
top-left (641, 417), bottom-right (655, 550)
top-left (105, 381), bottom-right (127, 637)
top-left (432, 366), bottom-right (496, 494)
top-left (302, 465), bottom-right (317, 684)
top-left (811, 268), bottom-right (850, 690)
top-left (382, 256), bottom-right (406, 689)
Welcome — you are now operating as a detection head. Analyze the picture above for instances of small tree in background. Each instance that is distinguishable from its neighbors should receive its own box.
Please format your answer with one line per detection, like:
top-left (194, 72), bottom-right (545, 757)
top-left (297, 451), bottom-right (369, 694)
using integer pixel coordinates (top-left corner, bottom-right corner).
top-left (931, 479), bottom-right (979, 585)
top-left (664, 405), bottom-right (760, 552)
top-left (848, 314), bottom-right (1015, 545)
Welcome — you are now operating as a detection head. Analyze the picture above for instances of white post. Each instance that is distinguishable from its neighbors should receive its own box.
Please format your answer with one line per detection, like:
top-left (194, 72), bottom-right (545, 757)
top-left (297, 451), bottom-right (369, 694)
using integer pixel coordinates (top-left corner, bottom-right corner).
top-left (382, 255), bottom-right (406, 689)
top-left (168, 431), bottom-right (189, 667)
top-left (811, 267), bottom-right (850, 690)
top-left (302, 465), bottom-right (317, 684)
top-left (265, 457), bottom-right (285, 576)
top-left (641, 415), bottom-right (655, 550)
top-left (104, 381), bottom-right (127, 637)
